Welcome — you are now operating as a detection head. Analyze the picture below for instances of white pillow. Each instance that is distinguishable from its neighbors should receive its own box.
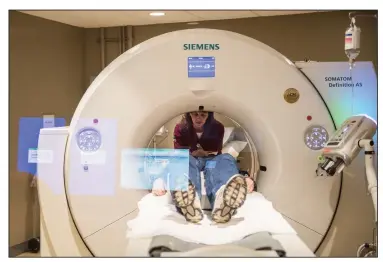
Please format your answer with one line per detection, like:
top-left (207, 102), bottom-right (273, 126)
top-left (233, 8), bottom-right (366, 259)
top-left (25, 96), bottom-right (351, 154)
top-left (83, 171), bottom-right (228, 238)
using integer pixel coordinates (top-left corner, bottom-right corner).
top-left (223, 127), bottom-right (235, 146)
top-left (222, 140), bottom-right (248, 159)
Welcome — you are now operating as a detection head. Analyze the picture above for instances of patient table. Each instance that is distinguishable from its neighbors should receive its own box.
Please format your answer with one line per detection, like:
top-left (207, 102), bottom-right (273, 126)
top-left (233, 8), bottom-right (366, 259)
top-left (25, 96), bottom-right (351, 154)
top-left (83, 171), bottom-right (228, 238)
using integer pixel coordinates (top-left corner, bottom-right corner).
top-left (126, 191), bottom-right (315, 257)
top-left (126, 233), bottom-right (315, 257)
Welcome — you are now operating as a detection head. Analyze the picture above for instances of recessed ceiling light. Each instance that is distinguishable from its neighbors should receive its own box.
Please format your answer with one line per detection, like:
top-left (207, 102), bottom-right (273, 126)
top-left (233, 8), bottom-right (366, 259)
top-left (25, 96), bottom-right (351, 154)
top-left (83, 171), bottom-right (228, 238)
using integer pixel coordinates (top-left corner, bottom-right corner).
top-left (187, 22), bottom-right (199, 25)
top-left (150, 12), bottom-right (165, 16)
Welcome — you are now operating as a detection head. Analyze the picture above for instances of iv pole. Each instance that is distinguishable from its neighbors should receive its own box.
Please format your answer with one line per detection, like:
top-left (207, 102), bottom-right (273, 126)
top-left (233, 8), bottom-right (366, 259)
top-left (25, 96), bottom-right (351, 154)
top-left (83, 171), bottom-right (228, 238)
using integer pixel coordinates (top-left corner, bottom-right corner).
top-left (345, 13), bottom-right (378, 257)
top-left (356, 139), bottom-right (377, 257)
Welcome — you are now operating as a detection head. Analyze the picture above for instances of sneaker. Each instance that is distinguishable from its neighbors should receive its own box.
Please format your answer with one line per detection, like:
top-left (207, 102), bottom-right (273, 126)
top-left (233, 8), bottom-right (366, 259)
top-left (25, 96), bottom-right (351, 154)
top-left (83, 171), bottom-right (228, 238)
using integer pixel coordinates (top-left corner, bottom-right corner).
top-left (172, 181), bottom-right (204, 223)
top-left (211, 175), bottom-right (247, 223)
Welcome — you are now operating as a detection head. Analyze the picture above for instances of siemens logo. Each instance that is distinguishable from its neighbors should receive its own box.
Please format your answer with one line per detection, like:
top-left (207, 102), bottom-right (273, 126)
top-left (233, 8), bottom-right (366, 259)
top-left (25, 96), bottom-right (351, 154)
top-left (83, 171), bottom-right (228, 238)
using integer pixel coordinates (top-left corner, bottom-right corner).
top-left (183, 44), bottom-right (220, 51)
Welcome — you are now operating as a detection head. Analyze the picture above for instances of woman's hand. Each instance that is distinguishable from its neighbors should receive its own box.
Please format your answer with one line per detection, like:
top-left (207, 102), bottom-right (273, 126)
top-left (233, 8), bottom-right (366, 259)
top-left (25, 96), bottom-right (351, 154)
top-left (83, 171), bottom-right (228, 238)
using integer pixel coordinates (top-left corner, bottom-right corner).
top-left (245, 177), bottom-right (255, 193)
top-left (191, 149), bottom-right (209, 157)
top-left (152, 178), bottom-right (167, 196)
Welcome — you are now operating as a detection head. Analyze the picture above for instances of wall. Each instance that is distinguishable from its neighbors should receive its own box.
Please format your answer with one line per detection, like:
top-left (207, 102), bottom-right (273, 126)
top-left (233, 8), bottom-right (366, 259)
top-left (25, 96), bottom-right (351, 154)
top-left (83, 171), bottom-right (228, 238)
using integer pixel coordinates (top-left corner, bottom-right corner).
top-left (133, 10), bottom-right (378, 68)
top-left (84, 27), bottom-right (126, 86)
top-left (84, 10), bottom-right (378, 84)
top-left (9, 11), bottom-right (85, 247)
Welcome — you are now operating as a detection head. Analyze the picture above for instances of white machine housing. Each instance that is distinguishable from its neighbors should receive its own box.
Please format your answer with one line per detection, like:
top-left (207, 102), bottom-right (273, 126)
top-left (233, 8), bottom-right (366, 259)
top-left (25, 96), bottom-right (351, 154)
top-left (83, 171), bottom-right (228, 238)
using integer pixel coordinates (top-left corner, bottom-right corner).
top-left (36, 29), bottom-right (378, 257)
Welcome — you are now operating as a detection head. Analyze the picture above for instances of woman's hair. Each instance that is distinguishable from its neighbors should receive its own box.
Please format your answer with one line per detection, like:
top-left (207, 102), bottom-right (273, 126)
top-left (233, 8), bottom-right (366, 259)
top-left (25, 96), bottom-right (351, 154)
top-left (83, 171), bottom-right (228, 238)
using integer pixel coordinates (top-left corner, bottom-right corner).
top-left (179, 111), bottom-right (216, 137)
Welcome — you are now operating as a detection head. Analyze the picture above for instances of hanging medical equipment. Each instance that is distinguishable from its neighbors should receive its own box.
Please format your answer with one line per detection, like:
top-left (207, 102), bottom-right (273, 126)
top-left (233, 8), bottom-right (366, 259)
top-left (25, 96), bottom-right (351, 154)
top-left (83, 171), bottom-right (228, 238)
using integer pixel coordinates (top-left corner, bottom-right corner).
top-left (345, 12), bottom-right (377, 70)
top-left (316, 114), bottom-right (377, 257)
top-left (344, 17), bottom-right (361, 70)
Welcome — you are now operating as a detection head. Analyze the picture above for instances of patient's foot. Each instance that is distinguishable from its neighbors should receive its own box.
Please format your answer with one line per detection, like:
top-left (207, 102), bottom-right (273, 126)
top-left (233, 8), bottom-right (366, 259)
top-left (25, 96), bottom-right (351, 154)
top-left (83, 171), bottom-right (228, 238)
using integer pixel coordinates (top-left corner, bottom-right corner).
top-left (172, 182), bottom-right (204, 223)
top-left (211, 175), bottom-right (247, 223)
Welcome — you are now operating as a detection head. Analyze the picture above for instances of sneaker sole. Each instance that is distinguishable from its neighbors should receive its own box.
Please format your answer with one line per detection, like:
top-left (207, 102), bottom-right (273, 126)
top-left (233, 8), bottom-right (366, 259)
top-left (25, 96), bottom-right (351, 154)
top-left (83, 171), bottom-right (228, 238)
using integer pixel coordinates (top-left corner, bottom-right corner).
top-left (173, 183), bottom-right (204, 223)
top-left (211, 175), bottom-right (247, 223)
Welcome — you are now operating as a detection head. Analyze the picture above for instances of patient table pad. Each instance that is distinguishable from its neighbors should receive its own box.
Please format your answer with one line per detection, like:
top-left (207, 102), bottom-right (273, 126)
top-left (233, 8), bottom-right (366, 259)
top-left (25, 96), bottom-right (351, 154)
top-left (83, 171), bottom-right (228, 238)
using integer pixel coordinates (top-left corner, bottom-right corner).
top-left (126, 192), bottom-right (297, 245)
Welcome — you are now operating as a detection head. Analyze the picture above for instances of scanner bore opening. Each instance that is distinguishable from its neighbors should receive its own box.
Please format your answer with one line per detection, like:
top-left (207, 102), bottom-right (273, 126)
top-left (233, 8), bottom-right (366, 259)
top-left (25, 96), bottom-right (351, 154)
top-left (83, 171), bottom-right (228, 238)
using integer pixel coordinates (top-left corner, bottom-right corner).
top-left (146, 111), bottom-right (260, 182)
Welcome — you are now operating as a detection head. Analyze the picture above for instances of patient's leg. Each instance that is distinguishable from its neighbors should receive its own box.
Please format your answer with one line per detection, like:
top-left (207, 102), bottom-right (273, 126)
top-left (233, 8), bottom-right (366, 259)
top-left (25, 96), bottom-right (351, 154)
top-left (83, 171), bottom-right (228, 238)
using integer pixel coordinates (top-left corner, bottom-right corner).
top-left (204, 153), bottom-right (239, 204)
top-left (171, 156), bottom-right (204, 223)
top-left (205, 153), bottom-right (247, 223)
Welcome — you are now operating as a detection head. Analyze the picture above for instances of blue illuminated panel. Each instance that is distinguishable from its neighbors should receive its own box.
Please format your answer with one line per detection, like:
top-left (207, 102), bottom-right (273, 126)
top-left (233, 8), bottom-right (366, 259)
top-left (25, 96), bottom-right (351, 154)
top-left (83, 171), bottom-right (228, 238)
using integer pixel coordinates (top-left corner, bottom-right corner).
top-left (188, 57), bottom-right (215, 78)
top-left (121, 148), bottom-right (190, 191)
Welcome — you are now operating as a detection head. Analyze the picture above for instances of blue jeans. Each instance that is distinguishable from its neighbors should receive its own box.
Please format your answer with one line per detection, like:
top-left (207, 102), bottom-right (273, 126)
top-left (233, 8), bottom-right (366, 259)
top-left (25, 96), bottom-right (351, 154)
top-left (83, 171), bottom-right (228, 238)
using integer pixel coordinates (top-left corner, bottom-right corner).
top-left (186, 153), bottom-right (239, 207)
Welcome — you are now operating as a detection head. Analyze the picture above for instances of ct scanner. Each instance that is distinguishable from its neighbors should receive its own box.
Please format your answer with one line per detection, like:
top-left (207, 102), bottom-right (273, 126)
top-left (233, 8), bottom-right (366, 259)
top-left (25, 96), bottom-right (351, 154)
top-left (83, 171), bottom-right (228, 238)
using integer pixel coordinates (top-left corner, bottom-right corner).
top-left (35, 29), bottom-right (378, 257)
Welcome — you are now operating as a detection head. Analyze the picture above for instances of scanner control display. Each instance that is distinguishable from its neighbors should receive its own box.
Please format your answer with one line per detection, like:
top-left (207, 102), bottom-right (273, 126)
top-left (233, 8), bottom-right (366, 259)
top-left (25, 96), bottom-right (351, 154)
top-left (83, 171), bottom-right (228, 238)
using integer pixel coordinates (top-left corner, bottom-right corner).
top-left (327, 120), bottom-right (357, 146)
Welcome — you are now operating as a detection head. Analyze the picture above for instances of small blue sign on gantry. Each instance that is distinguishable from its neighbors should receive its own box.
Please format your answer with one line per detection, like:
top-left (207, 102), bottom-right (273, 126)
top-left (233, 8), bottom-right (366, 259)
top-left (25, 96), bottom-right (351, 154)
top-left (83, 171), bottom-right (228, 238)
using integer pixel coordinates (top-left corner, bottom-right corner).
top-left (188, 57), bottom-right (216, 78)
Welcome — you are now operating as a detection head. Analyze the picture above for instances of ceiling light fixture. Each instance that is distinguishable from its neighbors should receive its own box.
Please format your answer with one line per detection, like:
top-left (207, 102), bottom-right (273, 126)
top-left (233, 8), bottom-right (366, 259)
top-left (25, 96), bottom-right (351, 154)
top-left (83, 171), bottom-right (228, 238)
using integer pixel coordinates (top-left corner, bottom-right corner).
top-left (149, 12), bottom-right (165, 16)
top-left (187, 22), bottom-right (199, 25)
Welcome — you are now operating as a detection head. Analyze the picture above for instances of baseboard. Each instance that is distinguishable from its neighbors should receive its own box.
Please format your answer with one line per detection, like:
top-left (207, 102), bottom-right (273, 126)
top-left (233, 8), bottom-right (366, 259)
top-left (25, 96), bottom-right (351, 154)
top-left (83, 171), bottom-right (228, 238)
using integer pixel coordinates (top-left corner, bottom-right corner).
top-left (9, 239), bottom-right (30, 257)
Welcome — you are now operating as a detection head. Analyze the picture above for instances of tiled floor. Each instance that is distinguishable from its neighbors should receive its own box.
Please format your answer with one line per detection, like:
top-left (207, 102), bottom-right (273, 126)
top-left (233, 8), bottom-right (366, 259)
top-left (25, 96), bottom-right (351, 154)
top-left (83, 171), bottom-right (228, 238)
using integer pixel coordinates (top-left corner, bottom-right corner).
top-left (17, 252), bottom-right (40, 257)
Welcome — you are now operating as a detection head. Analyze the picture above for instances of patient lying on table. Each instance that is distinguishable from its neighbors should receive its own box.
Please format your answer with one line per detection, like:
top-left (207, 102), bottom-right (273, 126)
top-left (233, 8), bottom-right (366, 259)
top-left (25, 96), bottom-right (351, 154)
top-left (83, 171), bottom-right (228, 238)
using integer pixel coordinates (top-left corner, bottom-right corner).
top-left (152, 111), bottom-right (255, 224)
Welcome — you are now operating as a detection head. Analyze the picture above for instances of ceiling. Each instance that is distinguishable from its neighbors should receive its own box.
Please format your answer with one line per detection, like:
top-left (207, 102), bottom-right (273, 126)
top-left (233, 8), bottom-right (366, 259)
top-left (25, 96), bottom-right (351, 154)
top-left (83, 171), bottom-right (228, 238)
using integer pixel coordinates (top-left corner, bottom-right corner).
top-left (19, 10), bottom-right (323, 28)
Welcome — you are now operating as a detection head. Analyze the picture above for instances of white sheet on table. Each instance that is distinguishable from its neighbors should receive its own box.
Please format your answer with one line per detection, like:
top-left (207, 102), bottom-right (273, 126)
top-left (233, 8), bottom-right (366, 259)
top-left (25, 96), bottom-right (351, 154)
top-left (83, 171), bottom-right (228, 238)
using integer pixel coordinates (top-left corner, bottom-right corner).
top-left (126, 192), bottom-right (297, 245)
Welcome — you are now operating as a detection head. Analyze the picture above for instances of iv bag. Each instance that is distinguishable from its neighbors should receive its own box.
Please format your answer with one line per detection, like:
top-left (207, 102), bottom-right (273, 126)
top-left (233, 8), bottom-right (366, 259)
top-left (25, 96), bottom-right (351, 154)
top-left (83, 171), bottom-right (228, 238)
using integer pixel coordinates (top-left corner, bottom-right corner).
top-left (345, 22), bottom-right (361, 63)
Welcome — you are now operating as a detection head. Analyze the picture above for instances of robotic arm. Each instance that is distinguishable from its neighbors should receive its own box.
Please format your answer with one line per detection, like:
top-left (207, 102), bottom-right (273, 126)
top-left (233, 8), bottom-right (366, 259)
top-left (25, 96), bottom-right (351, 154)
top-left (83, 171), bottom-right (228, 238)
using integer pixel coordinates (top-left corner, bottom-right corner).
top-left (316, 115), bottom-right (377, 256)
